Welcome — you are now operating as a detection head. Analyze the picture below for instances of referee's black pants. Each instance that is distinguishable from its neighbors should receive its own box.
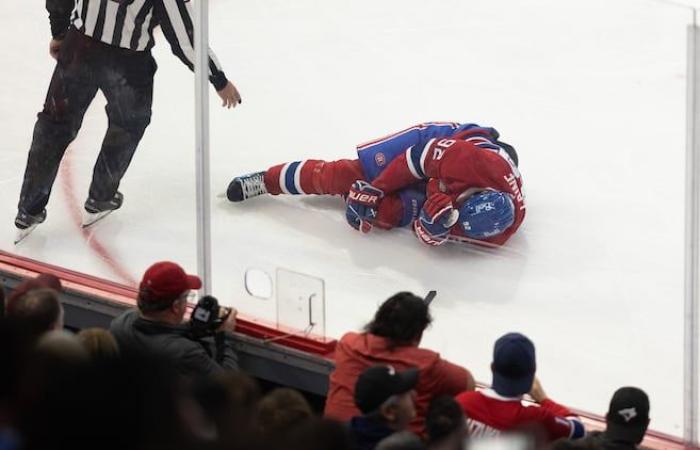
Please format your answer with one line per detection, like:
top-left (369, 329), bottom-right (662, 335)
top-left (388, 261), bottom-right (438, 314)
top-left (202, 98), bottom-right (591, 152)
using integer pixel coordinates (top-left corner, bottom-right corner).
top-left (18, 27), bottom-right (156, 216)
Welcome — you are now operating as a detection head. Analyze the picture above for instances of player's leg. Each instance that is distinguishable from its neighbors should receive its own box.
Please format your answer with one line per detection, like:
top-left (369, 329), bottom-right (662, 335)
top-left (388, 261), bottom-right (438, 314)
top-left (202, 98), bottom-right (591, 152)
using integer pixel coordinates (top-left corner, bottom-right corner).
top-left (265, 159), bottom-right (365, 195)
top-left (227, 159), bottom-right (365, 202)
top-left (84, 49), bottom-right (156, 225)
top-left (15, 29), bottom-right (100, 238)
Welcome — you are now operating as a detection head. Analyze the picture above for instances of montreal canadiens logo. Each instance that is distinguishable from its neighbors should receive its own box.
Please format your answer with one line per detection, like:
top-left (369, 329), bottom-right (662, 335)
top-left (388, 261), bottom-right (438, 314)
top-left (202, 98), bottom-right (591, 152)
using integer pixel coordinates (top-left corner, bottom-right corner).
top-left (375, 152), bottom-right (386, 166)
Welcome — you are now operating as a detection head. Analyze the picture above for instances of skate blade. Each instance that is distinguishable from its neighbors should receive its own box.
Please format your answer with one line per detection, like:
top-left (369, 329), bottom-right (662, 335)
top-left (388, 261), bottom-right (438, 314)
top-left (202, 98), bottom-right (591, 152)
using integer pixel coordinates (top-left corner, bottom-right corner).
top-left (82, 210), bottom-right (113, 228)
top-left (14, 224), bottom-right (38, 245)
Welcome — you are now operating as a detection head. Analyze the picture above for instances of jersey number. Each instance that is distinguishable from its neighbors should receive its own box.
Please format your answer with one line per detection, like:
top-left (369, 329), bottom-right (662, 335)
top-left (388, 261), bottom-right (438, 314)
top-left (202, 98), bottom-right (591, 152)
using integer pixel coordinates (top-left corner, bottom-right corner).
top-left (432, 139), bottom-right (455, 160)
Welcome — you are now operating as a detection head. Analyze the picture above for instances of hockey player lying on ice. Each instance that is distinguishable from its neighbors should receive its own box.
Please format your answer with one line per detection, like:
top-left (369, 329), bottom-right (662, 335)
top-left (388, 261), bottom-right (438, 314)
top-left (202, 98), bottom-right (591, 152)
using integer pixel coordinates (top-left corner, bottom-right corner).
top-left (227, 122), bottom-right (525, 247)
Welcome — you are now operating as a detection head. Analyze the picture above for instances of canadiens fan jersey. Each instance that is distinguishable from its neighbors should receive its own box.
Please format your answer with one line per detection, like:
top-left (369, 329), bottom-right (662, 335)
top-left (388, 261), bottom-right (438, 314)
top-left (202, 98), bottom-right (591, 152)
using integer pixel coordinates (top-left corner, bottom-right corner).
top-left (455, 389), bottom-right (585, 442)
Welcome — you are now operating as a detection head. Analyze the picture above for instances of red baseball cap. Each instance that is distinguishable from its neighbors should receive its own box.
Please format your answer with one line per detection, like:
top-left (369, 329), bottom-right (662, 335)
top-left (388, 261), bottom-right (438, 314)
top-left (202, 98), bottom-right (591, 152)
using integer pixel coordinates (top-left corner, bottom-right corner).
top-left (139, 262), bottom-right (201, 303)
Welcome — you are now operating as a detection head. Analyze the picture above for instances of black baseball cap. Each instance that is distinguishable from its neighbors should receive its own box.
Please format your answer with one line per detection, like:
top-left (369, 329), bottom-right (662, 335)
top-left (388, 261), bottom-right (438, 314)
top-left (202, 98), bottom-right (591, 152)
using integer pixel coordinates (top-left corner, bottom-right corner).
top-left (354, 365), bottom-right (419, 414)
top-left (491, 332), bottom-right (536, 397)
top-left (605, 387), bottom-right (650, 444)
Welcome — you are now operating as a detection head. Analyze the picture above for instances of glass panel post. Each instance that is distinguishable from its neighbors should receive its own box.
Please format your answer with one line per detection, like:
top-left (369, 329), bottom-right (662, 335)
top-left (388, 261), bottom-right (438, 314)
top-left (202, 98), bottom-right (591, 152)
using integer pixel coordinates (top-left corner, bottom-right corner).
top-left (194, 0), bottom-right (212, 294)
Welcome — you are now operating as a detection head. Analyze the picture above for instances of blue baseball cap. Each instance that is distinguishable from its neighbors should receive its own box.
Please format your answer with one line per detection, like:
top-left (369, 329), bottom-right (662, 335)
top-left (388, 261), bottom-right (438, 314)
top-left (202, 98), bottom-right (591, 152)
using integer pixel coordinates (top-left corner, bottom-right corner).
top-left (491, 333), bottom-right (536, 397)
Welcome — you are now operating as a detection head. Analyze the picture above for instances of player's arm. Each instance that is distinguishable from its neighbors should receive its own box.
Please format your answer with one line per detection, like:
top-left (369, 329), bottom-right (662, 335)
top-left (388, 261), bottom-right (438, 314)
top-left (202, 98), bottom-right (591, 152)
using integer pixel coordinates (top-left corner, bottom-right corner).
top-left (413, 190), bottom-right (458, 246)
top-left (411, 178), bottom-right (457, 246)
top-left (46, 0), bottom-right (74, 39)
top-left (346, 138), bottom-right (457, 234)
top-left (153, 0), bottom-right (237, 97)
top-left (347, 184), bottom-right (427, 232)
top-left (372, 194), bottom-right (408, 230)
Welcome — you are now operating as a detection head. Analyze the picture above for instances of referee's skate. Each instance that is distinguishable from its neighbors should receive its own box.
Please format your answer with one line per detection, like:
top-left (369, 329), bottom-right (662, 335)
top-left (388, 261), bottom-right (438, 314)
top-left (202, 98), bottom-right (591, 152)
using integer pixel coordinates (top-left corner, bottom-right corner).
top-left (82, 192), bottom-right (124, 228)
top-left (13, 210), bottom-right (46, 245)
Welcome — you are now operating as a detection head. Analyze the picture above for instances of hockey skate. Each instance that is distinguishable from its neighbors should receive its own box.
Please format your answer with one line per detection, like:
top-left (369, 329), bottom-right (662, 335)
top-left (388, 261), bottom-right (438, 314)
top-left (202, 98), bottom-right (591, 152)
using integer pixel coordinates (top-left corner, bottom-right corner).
top-left (14, 209), bottom-right (47, 244)
top-left (227, 171), bottom-right (268, 202)
top-left (82, 192), bottom-right (123, 228)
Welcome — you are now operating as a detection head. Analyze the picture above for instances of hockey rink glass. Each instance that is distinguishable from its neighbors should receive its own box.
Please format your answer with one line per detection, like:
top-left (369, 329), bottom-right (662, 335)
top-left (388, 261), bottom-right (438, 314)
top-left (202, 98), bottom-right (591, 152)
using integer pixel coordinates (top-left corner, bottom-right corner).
top-left (1, 0), bottom-right (695, 441)
top-left (1, 7), bottom-right (198, 312)
top-left (208, 0), bottom-right (694, 437)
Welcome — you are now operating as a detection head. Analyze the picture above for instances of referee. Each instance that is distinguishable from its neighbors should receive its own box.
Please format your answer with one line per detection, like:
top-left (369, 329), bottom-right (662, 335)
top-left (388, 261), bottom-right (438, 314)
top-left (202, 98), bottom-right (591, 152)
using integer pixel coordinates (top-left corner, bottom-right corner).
top-left (15, 0), bottom-right (241, 243)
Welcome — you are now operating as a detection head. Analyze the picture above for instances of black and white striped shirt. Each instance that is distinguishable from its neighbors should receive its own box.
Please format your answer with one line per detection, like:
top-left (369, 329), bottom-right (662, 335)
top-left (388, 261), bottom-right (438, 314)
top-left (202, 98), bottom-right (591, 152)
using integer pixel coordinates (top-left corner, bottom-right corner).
top-left (46, 0), bottom-right (228, 89)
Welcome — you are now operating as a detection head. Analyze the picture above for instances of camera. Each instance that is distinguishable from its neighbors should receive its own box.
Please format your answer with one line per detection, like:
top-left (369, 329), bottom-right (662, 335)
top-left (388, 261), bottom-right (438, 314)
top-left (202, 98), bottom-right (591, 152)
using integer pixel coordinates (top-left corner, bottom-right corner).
top-left (189, 295), bottom-right (232, 338)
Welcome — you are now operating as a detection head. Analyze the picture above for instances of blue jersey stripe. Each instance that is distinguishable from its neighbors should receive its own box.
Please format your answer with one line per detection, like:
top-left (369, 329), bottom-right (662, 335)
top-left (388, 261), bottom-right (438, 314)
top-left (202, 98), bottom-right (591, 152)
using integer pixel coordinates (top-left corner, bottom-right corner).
top-left (285, 161), bottom-right (301, 194)
top-left (476, 142), bottom-right (501, 151)
top-left (458, 123), bottom-right (500, 140)
top-left (569, 418), bottom-right (586, 439)
top-left (409, 144), bottom-right (427, 178)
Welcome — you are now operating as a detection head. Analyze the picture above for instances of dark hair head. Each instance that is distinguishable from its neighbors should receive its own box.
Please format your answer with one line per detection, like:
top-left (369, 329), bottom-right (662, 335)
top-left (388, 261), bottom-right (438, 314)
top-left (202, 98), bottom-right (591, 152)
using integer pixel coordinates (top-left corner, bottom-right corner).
top-left (550, 437), bottom-right (603, 450)
top-left (6, 288), bottom-right (62, 338)
top-left (376, 431), bottom-right (426, 450)
top-left (366, 292), bottom-right (432, 347)
top-left (287, 418), bottom-right (353, 450)
top-left (7, 274), bottom-right (63, 305)
top-left (425, 395), bottom-right (465, 443)
top-left (257, 388), bottom-right (313, 435)
top-left (19, 347), bottom-right (191, 450)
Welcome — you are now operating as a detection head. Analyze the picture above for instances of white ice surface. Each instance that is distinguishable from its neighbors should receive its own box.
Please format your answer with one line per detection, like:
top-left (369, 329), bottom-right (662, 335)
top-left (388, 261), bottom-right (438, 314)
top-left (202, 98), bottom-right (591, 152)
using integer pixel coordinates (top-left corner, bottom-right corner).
top-left (0, 0), bottom-right (693, 436)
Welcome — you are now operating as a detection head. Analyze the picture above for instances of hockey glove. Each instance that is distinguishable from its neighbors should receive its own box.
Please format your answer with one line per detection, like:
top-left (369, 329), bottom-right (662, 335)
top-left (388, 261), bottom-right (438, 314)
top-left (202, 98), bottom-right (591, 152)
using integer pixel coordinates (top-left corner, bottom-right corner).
top-left (346, 180), bottom-right (384, 233)
top-left (413, 193), bottom-right (459, 246)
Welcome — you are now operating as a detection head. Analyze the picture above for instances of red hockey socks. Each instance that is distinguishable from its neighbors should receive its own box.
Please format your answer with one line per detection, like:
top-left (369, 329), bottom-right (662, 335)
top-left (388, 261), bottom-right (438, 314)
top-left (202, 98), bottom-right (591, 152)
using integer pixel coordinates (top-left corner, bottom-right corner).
top-left (264, 159), bottom-right (365, 196)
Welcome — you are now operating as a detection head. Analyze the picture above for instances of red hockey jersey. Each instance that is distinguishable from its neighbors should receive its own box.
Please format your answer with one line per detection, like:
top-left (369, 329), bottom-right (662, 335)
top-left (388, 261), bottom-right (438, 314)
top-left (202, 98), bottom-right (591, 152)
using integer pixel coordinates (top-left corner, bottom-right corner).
top-left (455, 389), bottom-right (585, 442)
top-left (371, 132), bottom-right (526, 246)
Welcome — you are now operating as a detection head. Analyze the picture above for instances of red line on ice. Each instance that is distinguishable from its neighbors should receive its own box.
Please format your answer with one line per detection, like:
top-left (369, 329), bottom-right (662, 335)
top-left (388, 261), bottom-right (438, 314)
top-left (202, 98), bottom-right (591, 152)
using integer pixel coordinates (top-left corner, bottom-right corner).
top-left (59, 147), bottom-right (137, 287)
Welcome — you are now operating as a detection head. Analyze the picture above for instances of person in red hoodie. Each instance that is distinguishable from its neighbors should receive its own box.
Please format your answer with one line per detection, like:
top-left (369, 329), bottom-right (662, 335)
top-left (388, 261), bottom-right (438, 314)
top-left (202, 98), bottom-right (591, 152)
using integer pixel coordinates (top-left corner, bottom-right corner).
top-left (324, 292), bottom-right (475, 435)
top-left (455, 333), bottom-right (585, 444)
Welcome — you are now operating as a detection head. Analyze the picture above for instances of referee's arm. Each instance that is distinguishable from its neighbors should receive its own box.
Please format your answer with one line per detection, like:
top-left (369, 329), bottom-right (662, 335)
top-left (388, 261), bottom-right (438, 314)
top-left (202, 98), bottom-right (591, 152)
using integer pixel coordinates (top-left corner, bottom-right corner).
top-left (154, 0), bottom-right (229, 91)
top-left (46, 0), bottom-right (75, 39)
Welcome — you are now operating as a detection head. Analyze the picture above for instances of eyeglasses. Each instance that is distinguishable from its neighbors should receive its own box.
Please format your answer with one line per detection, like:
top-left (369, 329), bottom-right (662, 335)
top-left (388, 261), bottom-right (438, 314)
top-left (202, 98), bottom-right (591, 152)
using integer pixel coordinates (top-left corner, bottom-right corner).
top-left (179, 290), bottom-right (198, 304)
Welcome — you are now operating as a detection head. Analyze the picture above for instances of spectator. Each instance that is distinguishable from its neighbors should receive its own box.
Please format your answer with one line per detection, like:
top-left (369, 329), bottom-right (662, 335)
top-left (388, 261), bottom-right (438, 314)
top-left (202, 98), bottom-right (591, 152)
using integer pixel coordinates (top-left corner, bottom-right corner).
top-left (376, 431), bottom-right (426, 450)
top-left (288, 418), bottom-right (354, 450)
top-left (110, 261), bottom-right (239, 377)
top-left (7, 273), bottom-right (63, 306)
top-left (212, 371), bottom-right (261, 413)
top-left (425, 396), bottom-right (466, 450)
top-left (19, 347), bottom-right (199, 450)
top-left (456, 333), bottom-right (584, 443)
top-left (193, 372), bottom-right (263, 450)
top-left (257, 388), bottom-right (314, 436)
top-left (348, 365), bottom-right (420, 450)
top-left (583, 387), bottom-right (650, 450)
top-left (5, 288), bottom-right (64, 340)
top-left (551, 438), bottom-right (603, 450)
top-left (17, 330), bottom-right (90, 445)
top-left (36, 330), bottom-right (88, 362)
top-left (0, 319), bottom-right (34, 449)
top-left (77, 328), bottom-right (119, 359)
top-left (325, 292), bottom-right (475, 434)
